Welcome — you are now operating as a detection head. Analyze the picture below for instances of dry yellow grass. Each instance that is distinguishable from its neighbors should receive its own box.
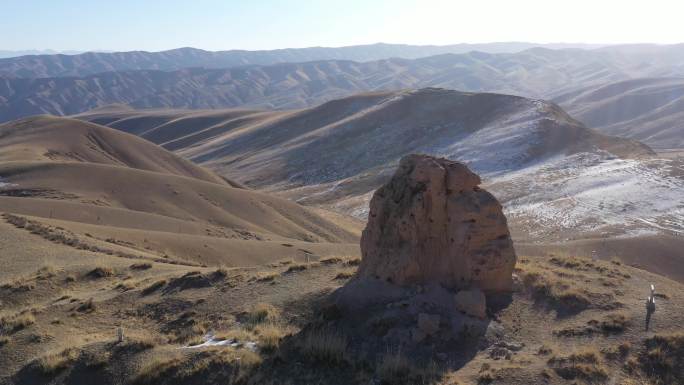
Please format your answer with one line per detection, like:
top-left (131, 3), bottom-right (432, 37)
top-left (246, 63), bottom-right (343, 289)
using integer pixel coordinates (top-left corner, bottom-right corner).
top-left (641, 333), bottom-right (684, 384)
top-left (517, 264), bottom-right (591, 310)
top-left (547, 348), bottom-right (608, 381)
top-left (142, 279), bottom-right (166, 295)
top-left (134, 353), bottom-right (184, 383)
top-left (135, 348), bottom-right (262, 384)
top-left (76, 298), bottom-right (96, 313)
top-left (246, 303), bottom-right (280, 326)
top-left (283, 263), bottom-right (310, 273)
top-left (36, 347), bottom-right (80, 375)
top-left (334, 269), bottom-right (356, 280)
top-left (129, 262), bottom-right (152, 270)
top-left (214, 328), bottom-right (254, 344)
top-left (88, 266), bottom-right (114, 278)
top-left (254, 271), bottom-right (278, 282)
top-left (253, 323), bottom-right (295, 352)
top-left (0, 310), bottom-right (36, 333)
top-left (297, 328), bottom-right (348, 364)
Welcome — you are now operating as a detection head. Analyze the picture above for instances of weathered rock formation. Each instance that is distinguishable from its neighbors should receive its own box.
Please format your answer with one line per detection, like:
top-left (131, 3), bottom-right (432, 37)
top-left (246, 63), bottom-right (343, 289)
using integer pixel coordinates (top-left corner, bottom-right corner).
top-left (357, 154), bottom-right (517, 292)
top-left (328, 155), bottom-right (517, 356)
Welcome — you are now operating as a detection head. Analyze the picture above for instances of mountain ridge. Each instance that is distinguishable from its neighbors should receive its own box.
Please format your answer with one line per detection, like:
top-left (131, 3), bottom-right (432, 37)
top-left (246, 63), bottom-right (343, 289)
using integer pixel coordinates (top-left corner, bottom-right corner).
top-left (555, 77), bottom-right (684, 149)
top-left (0, 42), bottom-right (609, 78)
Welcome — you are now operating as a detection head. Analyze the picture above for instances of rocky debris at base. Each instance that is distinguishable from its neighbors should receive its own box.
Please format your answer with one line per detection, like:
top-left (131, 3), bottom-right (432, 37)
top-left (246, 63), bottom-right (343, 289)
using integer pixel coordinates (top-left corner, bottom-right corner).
top-left (454, 288), bottom-right (487, 319)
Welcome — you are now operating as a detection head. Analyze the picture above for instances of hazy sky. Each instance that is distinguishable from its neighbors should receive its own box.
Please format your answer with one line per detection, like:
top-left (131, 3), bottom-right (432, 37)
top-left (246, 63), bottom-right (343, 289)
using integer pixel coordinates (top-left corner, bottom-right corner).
top-left (3, 0), bottom-right (684, 51)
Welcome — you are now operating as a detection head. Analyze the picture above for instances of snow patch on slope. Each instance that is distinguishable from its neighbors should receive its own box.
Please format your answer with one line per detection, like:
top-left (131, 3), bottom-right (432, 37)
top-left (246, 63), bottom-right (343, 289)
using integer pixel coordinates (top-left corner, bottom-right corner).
top-left (492, 152), bottom-right (684, 239)
top-left (434, 99), bottom-right (546, 175)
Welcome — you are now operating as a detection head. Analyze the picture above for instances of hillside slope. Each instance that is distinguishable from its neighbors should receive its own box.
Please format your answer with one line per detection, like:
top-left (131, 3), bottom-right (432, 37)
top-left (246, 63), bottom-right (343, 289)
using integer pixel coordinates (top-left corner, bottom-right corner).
top-left (0, 116), bottom-right (360, 267)
top-left (1, 225), bottom-right (683, 385)
top-left (555, 77), bottom-right (684, 150)
top-left (75, 88), bottom-right (684, 280)
top-left (0, 116), bottom-right (230, 185)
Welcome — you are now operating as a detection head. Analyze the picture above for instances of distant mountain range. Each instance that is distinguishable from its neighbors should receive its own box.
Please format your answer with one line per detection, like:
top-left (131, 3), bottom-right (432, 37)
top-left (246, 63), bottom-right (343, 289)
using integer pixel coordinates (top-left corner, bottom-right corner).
top-left (2, 43), bottom-right (684, 149)
top-left (0, 49), bottom-right (87, 59)
top-left (2, 47), bottom-right (684, 117)
top-left (0, 43), bottom-right (607, 78)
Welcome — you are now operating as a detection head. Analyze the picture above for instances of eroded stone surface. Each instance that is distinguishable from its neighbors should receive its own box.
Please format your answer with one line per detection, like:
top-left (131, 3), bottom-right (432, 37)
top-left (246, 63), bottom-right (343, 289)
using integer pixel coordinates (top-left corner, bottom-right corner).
top-left (358, 154), bottom-right (517, 292)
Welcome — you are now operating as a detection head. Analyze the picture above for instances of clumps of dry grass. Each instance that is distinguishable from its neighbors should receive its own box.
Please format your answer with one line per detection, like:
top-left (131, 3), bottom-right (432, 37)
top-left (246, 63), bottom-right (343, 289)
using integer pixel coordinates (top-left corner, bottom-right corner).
top-left (0, 278), bottom-right (35, 292)
top-left (334, 270), bottom-right (355, 280)
top-left (135, 349), bottom-right (262, 384)
top-left (0, 310), bottom-right (36, 333)
top-left (83, 350), bottom-right (111, 368)
top-left (320, 257), bottom-right (344, 265)
top-left (547, 349), bottom-right (608, 381)
top-left (117, 335), bottom-right (161, 352)
top-left (253, 272), bottom-right (278, 282)
top-left (212, 267), bottom-right (229, 279)
top-left (141, 279), bottom-right (166, 295)
top-left (253, 323), bottom-right (294, 352)
top-left (36, 347), bottom-right (80, 375)
top-left (246, 303), bottom-right (280, 326)
top-left (130, 262), bottom-right (152, 270)
top-left (35, 265), bottom-right (56, 279)
top-left (134, 354), bottom-right (184, 384)
top-left (283, 263), bottom-right (310, 273)
top-left (477, 363), bottom-right (519, 384)
top-left (377, 349), bottom-right (439, 384)
top-left (477, 363), bottom-right (498, 384)
top-left (602, 342), bottom-right (631, 360)
top-left (549, 255), bottom-right (630, 279)
top-left (518, 265), bottom-right (591, 312)
top-left (344, 257), bottom-right (361, 266)
top-left (549, 256), bottom-right (584, 269)
top-left (88, 266), bottom-right (114, 278)
top-left (213, 328), bottom-right (255, 348)
top-left (297, 328), bottom-right (348, 364)
top-left (555, 312), bottom-right (630, 337)
top-left (115, 280), bottom-right (136, 291)
top-left (165, 310), bottom-right (209, 344)
top-left (641, 333), bottom-right (684, 384)
top-left (599, 313), bottom-right (629, 333)
top-left (76, 298), bottom-right (96, 313)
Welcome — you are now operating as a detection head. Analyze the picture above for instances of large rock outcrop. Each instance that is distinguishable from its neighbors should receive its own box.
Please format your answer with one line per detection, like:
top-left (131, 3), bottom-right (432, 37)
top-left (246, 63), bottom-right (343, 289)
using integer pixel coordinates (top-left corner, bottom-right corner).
top-left (357, 154), bottom-right (516, 292)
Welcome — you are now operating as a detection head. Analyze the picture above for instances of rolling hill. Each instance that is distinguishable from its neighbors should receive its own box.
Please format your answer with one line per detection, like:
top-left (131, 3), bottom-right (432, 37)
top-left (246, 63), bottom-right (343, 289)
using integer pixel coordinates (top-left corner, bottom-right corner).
top-left (76, 88), bottom-right (684, 281)
top-left (555, 77), bottom-right (684, 150)
top-left (0, 116), bottom-right (360, 267)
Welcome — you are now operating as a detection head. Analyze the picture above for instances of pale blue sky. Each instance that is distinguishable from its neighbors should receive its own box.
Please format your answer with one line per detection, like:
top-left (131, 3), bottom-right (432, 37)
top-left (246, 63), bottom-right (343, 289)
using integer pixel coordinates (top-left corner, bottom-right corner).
top-left (3, 0), bottom-right (684, 51)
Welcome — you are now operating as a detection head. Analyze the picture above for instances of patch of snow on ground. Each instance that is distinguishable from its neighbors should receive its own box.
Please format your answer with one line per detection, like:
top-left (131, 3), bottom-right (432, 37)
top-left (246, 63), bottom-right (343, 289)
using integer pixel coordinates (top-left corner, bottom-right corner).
top-left (436, 100), bottom-right (545, 175)
top-left (180, 331), bottom-right (257, 351)
top-left (0, 177), bottom-right (16, 188)
top-left (491, 152), bottom-right (684, 238)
